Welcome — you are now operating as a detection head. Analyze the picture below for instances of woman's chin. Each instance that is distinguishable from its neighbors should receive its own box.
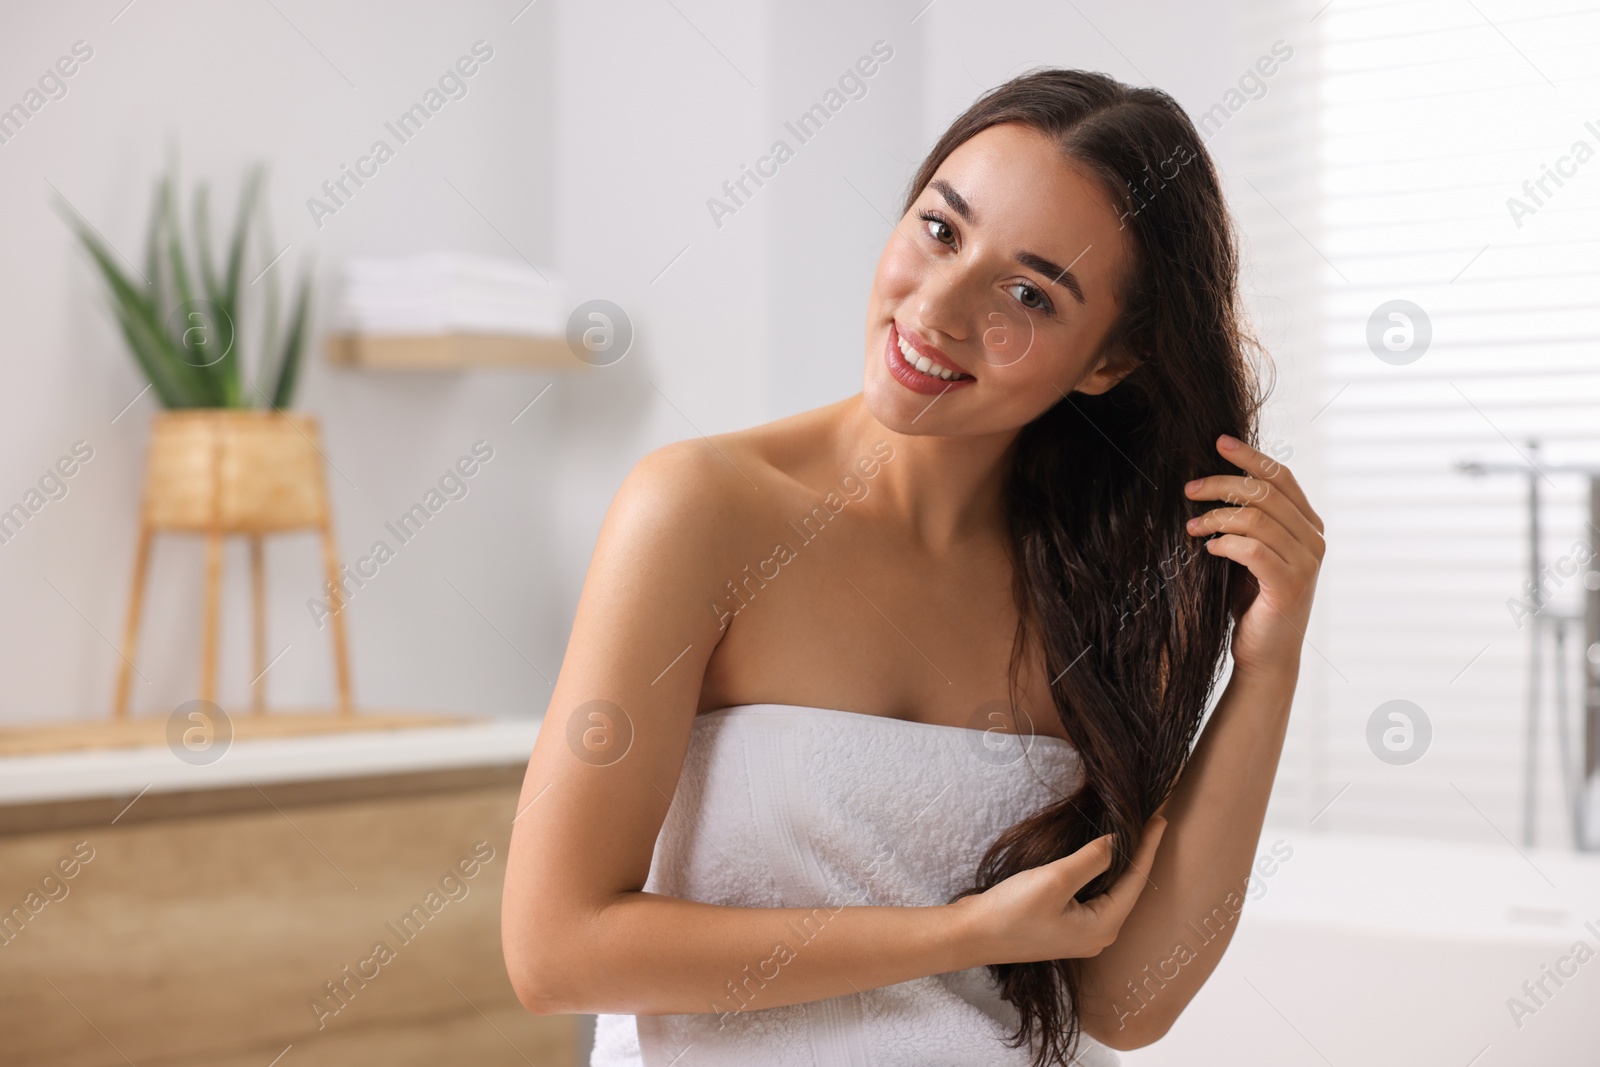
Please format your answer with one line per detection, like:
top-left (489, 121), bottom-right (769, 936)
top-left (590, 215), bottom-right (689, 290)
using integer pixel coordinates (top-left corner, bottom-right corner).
top-left (861, 370), bottom-right (946, 436)
top-left (860, 371), bottom-right (908, 424)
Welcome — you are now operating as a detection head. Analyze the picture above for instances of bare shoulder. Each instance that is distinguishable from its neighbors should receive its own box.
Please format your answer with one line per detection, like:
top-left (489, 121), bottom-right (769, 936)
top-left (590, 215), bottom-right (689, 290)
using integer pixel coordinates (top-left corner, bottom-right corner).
top-left (604, 437), bottom-right (767, 558)
top-left (604, 401), bottom-right (851, 555)
top-left (563, 418), bottom-right (833, 681)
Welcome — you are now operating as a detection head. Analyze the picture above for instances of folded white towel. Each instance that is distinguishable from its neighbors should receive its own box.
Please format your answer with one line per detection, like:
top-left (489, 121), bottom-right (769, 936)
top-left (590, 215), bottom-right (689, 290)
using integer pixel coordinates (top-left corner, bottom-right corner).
top-left (334, 251), bottom-right (565, 336)
top-left (589, 704), bottom-right (1122, 1067)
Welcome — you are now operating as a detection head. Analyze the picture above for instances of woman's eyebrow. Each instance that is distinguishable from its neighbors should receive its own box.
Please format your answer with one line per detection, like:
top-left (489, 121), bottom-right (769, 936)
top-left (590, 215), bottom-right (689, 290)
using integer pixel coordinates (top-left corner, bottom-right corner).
top-left (1016, 251), bottom-right (1087, 305)
top-left (932, 179), bottom-right (975, 222)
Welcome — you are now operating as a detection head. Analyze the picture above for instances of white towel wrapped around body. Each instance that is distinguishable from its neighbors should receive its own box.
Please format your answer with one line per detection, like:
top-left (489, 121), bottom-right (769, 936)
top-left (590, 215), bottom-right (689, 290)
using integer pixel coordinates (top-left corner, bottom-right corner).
top-left (589, 704), bottom-right (1123, 1067)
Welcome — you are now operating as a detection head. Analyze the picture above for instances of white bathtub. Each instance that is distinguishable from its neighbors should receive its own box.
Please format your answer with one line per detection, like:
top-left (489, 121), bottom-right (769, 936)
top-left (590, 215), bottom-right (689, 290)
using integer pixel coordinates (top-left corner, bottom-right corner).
top-left (1119, 829), bottom-right (1600, 1067)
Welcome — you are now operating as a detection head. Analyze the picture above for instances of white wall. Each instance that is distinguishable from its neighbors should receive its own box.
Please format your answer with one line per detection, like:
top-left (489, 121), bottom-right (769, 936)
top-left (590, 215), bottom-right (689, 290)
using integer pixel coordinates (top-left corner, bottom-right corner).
top-left (0, 0), bottom-right (1303, 730)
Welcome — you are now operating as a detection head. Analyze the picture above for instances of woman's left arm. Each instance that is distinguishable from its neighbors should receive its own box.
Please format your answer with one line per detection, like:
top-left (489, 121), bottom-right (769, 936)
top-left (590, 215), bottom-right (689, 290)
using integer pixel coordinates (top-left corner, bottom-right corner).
top-left (1076, 434), bottom-right (1326, 1051)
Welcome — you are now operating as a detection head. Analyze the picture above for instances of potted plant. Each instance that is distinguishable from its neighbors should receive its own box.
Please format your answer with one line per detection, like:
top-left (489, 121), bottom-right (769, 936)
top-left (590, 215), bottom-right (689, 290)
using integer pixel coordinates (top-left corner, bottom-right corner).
top-left (59, 160), bottom-right (352, 719)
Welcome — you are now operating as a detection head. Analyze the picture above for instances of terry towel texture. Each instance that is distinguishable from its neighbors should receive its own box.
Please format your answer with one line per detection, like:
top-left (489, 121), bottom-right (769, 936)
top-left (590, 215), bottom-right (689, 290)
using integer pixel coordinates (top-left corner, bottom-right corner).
top-left (589, 703), bottom-right (1122, 1067)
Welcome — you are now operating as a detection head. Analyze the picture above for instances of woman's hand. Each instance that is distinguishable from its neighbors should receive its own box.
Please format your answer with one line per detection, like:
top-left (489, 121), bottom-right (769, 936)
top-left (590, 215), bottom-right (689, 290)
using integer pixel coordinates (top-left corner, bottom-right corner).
top-left (1184, 435), bottom-right (1325, 681)
top-left (953, 813), bottom-right (1168, 966)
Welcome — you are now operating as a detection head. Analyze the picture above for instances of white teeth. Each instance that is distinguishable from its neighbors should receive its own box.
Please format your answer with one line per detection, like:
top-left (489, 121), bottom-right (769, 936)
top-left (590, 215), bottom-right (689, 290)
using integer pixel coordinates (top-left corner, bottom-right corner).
top-left (896, 331), bottom-right (962, 380)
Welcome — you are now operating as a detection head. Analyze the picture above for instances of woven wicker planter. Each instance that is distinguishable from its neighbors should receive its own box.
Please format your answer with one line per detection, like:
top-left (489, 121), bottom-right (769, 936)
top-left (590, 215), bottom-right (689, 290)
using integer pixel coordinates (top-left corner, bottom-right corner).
top-left (143, 410), bottom-right (328, 532)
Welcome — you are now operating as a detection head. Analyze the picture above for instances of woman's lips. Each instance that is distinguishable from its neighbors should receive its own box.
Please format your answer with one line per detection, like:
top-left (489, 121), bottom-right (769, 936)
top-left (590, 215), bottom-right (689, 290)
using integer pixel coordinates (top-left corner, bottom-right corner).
top-left (884, 323), bottom-right (976, 397)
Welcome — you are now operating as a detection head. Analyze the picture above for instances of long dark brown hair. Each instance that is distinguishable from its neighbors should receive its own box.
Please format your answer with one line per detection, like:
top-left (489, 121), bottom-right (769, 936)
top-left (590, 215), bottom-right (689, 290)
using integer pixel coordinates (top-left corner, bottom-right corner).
top-left (912, 70), bottom-right (1271, 1063)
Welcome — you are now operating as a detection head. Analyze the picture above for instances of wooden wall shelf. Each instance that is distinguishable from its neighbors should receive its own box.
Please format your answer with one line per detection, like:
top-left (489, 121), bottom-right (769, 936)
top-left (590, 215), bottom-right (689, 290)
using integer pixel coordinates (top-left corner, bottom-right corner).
top-left (326, 333), bottom-right (584, 370)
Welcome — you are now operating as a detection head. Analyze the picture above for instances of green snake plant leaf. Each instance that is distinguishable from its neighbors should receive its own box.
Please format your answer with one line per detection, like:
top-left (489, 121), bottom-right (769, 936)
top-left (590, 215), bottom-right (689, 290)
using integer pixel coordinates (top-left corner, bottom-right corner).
top-left (224, 165), bottom-right (264, 305)
top-left (194, 182), bottom-right (220, 304)
top-left (108, 296), bottom-right (195, 408)
top-left (252, 181), bottom-right (284, 406)
top-left (269, 268), bottom-right (313, 410)
top-left (159, 172), bottom-right (233, 406)
top-left (216, 165), bottom-right (266, 407)
top-left (63, 213), bottom-right (205, 407)
top-left (143, 176), bottom-right (166, 306)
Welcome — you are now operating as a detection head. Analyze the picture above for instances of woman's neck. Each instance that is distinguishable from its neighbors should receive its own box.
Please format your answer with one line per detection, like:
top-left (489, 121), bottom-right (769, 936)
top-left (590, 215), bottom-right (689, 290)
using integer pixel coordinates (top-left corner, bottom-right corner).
top-left (834, 394), bottom-right (1018, 551)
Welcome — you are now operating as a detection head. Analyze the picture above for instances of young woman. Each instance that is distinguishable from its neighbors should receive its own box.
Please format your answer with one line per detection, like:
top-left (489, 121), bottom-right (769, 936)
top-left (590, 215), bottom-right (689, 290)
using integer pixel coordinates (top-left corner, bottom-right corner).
top-left (502, 69), bottom-right (1324, 1067)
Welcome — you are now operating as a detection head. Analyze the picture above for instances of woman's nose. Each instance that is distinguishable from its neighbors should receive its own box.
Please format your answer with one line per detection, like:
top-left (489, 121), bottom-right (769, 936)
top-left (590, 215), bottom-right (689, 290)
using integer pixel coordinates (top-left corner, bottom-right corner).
top-left (912, 261), bottom-right (982, 345)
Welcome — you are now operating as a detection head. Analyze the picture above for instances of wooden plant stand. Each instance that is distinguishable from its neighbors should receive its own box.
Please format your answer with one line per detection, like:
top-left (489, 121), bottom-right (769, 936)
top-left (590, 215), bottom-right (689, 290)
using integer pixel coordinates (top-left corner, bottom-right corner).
top-left (113, 410), bottom-right (352, 719)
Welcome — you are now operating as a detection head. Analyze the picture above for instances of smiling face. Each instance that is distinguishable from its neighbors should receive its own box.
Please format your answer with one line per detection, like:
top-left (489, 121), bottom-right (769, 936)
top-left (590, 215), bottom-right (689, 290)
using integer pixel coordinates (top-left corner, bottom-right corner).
top-left (862, 122), bottom-right (1136, 437)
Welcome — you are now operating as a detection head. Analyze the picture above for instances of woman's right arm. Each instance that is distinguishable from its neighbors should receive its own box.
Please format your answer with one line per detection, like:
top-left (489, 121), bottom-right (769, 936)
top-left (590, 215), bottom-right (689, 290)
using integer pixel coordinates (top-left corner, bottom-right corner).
top-left (500, 442), bottom-right (1160, 1017)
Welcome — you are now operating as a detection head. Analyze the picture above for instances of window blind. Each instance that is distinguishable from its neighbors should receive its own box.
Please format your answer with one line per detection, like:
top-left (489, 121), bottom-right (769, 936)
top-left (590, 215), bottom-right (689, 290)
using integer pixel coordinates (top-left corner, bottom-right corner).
top-left (1248, 0), bottom-right (1600, 845)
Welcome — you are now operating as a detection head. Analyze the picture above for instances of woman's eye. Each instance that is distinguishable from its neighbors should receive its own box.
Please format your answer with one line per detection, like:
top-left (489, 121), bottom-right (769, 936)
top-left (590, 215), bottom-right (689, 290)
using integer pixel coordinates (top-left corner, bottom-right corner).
top-left (1008, 283), bottom-right (1051, 312)
top-left (921, 214), bottom-right (955, 246)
